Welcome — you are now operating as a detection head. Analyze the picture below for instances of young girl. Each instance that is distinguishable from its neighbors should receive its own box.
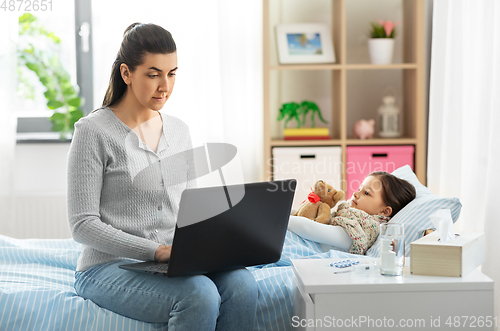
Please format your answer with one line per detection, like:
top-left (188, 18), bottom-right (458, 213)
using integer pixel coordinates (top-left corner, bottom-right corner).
top-left (288, 171), bottom-right (416, 254)
top-left (68, 23), bottom-right (258, 330)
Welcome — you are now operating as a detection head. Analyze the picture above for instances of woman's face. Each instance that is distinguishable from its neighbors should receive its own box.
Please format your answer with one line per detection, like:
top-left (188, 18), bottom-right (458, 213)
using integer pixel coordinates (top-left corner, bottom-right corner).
top-left (350, 175), bottom-right (391, 216)
top-left (121, 52), bottom-right (178, 112)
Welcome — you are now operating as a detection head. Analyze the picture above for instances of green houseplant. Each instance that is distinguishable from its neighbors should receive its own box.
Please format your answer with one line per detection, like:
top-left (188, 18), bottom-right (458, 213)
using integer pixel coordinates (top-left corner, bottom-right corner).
top-left (370, 19), bottom-right (399, 39)
top-left (17, 13), bottom-right (84, 139)
top-left (368, 19), bottom-right (399, 64)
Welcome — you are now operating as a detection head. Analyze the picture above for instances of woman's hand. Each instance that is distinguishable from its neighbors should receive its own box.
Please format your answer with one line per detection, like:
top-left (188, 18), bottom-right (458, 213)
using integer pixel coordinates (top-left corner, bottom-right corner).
top-left (154, 245), bottom-right (172, 262)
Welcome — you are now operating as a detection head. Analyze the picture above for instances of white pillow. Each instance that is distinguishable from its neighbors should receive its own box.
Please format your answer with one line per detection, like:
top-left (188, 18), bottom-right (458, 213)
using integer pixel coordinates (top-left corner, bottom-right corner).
top-left (365, 165), bottom-right (462, 258)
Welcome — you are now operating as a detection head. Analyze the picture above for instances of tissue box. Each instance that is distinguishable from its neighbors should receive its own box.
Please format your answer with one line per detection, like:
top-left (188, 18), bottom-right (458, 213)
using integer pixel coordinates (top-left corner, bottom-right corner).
top-left (410, 231), bottom-right (485, 277)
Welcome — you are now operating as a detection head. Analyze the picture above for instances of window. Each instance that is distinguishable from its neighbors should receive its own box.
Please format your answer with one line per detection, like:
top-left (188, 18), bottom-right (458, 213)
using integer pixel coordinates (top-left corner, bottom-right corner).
top-left (16, 0), bottom-right (93, 142)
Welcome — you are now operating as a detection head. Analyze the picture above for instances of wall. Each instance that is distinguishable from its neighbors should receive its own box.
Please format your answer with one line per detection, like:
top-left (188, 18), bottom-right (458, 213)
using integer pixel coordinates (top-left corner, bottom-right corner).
top-left (12, 143), bottom-right (71, 239)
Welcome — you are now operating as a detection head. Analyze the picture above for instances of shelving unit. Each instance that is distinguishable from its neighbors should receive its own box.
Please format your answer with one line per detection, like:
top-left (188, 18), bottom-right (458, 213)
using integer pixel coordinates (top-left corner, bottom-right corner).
top-left (263, 0), bottom-right (427, 191)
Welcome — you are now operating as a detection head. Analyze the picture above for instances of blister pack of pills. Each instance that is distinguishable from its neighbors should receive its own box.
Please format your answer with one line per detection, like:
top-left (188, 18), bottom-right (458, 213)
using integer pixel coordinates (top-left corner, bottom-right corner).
top-left (330, 259), bottom-right (360, 268)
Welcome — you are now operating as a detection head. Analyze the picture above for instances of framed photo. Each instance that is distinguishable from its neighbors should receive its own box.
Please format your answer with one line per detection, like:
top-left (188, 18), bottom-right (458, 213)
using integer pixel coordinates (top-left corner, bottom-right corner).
top-left (276, 23), bottom-right (336, 64)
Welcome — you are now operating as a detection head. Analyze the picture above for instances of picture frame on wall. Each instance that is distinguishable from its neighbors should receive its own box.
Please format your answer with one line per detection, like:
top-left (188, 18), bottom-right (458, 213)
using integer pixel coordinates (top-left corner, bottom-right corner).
top-left (276, 23), bottom-right (336, 64)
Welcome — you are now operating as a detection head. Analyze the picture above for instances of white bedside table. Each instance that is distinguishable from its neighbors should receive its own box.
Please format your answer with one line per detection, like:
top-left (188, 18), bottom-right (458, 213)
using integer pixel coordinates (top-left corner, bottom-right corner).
top-left (292, 258), bottom-right (494, 331)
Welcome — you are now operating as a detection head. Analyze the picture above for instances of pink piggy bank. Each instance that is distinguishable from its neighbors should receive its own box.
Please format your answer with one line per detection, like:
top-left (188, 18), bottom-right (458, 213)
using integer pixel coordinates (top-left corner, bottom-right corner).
top-left (353, 119), bottom-right (375, 139)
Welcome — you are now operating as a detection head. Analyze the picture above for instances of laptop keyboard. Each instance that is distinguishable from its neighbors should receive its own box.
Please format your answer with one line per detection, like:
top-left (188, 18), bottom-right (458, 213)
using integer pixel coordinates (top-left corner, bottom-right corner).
top-left (146, 264), bottom-right (169, 272)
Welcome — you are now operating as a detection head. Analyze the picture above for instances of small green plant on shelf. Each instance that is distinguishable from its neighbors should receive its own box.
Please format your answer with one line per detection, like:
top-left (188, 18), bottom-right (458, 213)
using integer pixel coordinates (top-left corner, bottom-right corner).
top-left (277, 100), bottom-right (328, 128)
top-left (17, 13), bottom-right (84, 139)
top-left (370, 19), bottom-right (399, 38)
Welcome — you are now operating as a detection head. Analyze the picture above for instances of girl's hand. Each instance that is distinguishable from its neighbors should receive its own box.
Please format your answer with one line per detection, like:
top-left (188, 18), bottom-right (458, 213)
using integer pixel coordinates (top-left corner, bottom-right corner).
top-left (154, 245), bottom-right (172, 262)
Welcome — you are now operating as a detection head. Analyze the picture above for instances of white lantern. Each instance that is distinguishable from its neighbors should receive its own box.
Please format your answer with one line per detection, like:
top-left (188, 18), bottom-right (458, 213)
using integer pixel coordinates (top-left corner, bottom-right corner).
top-left (378, 96), bottom-right (401, 138)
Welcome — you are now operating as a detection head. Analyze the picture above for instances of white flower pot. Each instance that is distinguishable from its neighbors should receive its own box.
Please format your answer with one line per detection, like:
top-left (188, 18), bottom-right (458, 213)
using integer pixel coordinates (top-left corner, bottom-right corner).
top-left (368, 38), bottom-right (395, 65)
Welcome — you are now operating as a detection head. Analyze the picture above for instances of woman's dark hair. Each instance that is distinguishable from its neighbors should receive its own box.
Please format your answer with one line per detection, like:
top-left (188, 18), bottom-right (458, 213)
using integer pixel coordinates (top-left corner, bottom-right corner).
top-left (101, 23), bottom-right (176, 108)
top-left (369, 171), bottom-right (416, 217)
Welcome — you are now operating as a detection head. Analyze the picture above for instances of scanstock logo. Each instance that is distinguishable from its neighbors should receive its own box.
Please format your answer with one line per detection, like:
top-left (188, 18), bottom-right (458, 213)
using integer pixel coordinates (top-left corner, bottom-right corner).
top-left (124, 129), bottom-right (245, 228)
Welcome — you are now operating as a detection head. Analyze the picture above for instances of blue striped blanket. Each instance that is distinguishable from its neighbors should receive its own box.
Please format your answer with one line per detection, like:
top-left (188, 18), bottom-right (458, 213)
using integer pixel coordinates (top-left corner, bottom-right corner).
top-left (0, 231), bottom-right (363, 331)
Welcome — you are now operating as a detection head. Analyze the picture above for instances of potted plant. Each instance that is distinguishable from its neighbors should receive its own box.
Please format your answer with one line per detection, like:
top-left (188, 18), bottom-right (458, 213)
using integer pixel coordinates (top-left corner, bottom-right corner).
top-left (368, 19), bottom-right (399, 65)
top-left (17, 13), bottom-right (84, 140)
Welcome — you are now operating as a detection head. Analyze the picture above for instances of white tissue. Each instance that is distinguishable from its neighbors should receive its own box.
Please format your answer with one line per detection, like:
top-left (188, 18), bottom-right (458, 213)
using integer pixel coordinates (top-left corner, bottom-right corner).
top-left (430, 209), bottom-right (455, 242)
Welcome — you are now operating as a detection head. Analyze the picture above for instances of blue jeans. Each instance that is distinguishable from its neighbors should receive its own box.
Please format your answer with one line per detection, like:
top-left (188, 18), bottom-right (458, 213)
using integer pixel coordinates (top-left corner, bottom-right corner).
top-left (74, 260), bottom-right (258, 330)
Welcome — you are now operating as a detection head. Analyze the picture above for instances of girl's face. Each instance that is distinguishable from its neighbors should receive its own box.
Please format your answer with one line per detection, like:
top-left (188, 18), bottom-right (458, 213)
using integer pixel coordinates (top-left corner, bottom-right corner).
top-left (350, 175), bottom-right (392, 216)
top-left (121, 52), bottom-right (178, 112)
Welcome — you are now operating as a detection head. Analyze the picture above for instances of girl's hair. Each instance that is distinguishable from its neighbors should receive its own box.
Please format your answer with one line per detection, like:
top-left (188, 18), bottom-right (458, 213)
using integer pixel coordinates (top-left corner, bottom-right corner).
top-left (101, 23), bottom-right (177, 108)
top-left (369, 171), bottom-right (416, 217)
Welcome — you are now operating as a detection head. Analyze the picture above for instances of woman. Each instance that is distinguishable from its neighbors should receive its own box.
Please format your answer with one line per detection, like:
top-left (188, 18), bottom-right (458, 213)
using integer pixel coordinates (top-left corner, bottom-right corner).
top-left (67, 23), bottom-right (258, 330)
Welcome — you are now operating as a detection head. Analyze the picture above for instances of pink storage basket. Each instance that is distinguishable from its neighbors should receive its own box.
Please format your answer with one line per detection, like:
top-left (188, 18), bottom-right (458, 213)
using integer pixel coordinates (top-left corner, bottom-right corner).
top-left (346, 145), bottom-right (414, 199)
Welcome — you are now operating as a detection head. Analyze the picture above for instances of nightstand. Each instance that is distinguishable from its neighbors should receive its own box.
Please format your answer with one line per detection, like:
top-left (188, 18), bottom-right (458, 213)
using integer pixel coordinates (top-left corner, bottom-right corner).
top-left (292, 258), bottom-right (494, 331)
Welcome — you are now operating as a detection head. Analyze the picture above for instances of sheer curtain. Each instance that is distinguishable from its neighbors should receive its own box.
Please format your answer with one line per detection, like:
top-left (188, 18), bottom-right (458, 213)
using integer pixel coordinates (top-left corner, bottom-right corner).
top-left (428, 0), bottom-right (500, 320)
top-left (0, 15), bottom-right (18, 236)
top-left (91, 0), bottom-right (263, 183)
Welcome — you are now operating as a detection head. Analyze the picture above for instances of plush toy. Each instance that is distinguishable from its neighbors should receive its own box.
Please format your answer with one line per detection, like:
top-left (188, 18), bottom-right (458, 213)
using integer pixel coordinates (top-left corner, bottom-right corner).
top-left (293, 180), bottom-right (345, 224)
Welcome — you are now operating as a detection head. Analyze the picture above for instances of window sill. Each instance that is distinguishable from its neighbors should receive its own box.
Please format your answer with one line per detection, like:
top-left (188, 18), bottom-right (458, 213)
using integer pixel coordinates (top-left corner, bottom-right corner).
top-left (16, 132), bottom-right (72, 144)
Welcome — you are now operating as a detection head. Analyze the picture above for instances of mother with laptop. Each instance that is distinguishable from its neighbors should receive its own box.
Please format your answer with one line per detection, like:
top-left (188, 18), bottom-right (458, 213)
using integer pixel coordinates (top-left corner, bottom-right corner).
top-left (67, 23), bottom-right (258, 330)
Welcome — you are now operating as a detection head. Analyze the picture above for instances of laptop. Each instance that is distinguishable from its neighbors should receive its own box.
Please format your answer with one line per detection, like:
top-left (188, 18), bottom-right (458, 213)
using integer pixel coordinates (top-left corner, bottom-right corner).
top-left (119, 179), bottom-right (296, 277)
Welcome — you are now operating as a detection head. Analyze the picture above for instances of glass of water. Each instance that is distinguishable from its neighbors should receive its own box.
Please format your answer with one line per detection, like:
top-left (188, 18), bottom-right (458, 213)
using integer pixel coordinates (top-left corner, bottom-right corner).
top-left (379, 223), bottom-right (404, 276)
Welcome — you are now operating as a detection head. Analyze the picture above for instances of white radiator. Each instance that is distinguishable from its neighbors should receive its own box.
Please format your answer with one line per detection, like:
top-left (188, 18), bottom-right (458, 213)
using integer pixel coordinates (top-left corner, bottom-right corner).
top-left (11, 193), bottom-right (71, 239)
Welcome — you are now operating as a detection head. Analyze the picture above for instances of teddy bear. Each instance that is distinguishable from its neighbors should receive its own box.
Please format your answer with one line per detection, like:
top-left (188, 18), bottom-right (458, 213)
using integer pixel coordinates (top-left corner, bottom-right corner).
top-left (293, 180), bottom-right (345, 224)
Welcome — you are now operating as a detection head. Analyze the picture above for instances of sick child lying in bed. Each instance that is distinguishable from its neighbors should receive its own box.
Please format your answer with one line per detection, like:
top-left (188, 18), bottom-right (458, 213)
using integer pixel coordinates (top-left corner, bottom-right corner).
top-left (288, 171), bottom-right (416, 254)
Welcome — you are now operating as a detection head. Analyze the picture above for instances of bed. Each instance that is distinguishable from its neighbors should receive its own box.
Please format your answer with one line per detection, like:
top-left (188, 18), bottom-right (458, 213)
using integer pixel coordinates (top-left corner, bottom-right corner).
top-left (0, 166), bottom-right (462, 331)
top-left (0, 231), bottom-right (354, 331)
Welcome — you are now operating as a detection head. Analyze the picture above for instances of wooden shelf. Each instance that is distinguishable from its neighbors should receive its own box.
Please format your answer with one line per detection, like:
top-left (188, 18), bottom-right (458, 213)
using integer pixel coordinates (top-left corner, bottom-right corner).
top-left (269, 63), bottom-right (418, 71)
top-left (263, 0), bottom-right (427, 188)
top-left (270, 138), bottom-right (417, 147)
top-left (344, 138), bottom-right (418, 145)
top-left (345, 63), bottom-right (418, 70)
top-left (269, 64), bottom-right (343, 71)
top-left (271, 139), bottom-right (343, 147)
